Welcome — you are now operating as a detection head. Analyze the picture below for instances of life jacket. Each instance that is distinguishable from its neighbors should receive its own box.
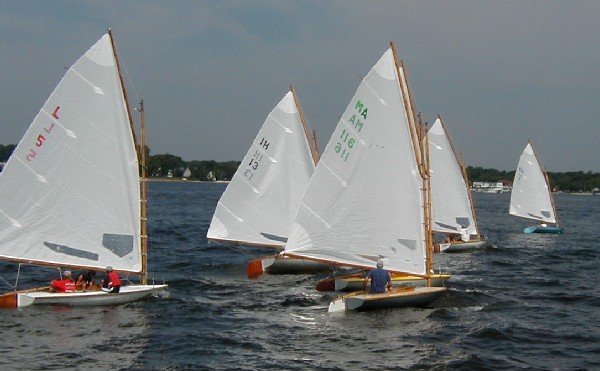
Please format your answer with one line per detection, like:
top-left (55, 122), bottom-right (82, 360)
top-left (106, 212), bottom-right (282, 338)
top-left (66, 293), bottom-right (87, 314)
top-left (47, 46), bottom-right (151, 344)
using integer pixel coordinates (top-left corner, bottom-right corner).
top-left (107, 271), bottom-right (122, 287)
top-left (51, 279), bottom-right (76, 293)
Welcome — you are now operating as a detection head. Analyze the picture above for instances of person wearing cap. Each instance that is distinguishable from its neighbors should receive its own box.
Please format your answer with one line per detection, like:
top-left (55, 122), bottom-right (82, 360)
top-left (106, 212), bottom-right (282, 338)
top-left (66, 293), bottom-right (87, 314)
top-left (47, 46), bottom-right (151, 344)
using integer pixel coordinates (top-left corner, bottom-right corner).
top-left (101, 266), bottom-right (122, 293)
top-left (75, 270), bottom-right (97, 291)
top-left (50, 270), bottom-right (76, 293)
top-left (363, 259), bottom-right (392, 294)
top-left (460, 227), bottom-right (470, 242)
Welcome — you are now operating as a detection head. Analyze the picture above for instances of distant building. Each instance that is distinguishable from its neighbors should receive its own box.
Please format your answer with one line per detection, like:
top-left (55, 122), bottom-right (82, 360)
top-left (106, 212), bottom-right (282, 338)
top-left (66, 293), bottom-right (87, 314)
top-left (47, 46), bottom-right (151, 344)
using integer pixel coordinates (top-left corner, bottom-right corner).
top-left (472, 181), bottom-right (511, 193)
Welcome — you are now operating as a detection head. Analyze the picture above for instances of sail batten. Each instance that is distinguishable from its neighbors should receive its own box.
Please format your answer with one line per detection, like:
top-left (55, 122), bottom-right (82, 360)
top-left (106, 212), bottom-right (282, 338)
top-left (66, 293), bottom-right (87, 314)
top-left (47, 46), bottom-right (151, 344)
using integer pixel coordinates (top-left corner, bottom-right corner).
top-left (206, 89), bottom-right (317, 248)
top-left (283, 47), bottom-right (427, 275)
top-left (509, 142), bottom-right (557, 224)
top-left (0, 34), bottom-right (142, 272)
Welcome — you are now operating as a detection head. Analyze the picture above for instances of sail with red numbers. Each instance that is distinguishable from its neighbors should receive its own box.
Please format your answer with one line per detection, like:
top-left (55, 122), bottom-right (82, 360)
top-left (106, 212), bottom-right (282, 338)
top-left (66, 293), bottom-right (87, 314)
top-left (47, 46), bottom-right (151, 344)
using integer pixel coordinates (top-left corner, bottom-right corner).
top-left (0, 30), bottom-right (167, 308)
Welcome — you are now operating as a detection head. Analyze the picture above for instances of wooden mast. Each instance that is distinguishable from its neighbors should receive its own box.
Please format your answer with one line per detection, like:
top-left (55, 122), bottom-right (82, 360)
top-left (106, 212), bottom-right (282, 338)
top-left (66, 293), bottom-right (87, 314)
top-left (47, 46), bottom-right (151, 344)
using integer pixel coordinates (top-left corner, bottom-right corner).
top-left (422, 125), bottom-right (434, 284)
top-left (390, 42), bottom-right (434, 285)
top-left (139, 99), bottom-right (148, 284)
top-left (438, 115), bottom-right (481, 239)
top-left (290, 85), bottom-right (320, 166)
top-left (391, 43), bottom-right (423, 175)
top-left (312, 128), bottom-right (321, 163)
top-left (109, 29), bottom-right (146, 281)
top-left (108, 29), bottom-right (138, 149)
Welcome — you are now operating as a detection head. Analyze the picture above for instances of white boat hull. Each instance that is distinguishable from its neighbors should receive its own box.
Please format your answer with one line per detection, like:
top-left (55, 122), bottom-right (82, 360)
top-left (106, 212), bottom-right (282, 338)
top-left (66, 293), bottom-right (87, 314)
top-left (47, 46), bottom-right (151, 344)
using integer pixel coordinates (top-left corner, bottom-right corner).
top-left (439, 238), bottom-right (487, 253)
top-left (16, 284), bottom-right (168, 308)
top-left (328, 286), bottom-right (446, 313)
top-left (247, 255), bottom-right (332, 277)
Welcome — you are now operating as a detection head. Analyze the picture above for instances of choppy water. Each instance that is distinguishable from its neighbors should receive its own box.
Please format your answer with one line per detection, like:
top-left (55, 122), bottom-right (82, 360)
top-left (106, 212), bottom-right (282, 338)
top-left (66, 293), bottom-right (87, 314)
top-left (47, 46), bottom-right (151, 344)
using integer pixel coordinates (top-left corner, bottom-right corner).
top-left (1, 181), bottom-right (599, 370)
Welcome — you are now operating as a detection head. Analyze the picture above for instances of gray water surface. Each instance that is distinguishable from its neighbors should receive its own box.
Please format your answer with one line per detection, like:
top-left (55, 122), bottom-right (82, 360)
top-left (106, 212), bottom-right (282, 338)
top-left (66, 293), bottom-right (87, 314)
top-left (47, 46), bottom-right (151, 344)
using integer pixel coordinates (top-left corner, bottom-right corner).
top-left (1, 182), bottom-right (598, 370)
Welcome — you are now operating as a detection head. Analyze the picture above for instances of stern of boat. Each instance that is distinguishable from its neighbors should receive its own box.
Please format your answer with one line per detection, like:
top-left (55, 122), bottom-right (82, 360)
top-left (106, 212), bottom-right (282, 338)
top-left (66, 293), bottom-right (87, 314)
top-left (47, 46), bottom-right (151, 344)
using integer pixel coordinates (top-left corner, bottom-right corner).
top-left (328, 297), bottom-right (347, 313)
top-left (328, 286), bottom-right (446, 312)
top-left (0, 292), bottom-right (18, 309)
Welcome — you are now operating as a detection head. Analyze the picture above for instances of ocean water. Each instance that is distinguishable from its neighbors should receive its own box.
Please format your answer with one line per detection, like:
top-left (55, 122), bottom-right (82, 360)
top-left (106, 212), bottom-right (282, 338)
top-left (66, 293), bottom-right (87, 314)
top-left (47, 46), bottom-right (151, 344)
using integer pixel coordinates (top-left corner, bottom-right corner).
top-left (1, 181), bottom-right (599, 370)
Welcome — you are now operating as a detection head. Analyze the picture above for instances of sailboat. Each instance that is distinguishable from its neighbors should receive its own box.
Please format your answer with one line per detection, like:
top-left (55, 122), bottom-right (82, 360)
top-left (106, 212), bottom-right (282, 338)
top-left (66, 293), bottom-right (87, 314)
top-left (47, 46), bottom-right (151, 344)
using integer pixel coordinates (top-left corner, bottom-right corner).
top-left (0, 30), bottom-right (167, 308)
top-left (206, 86), bottom-right (329, 276)
top-left (428, 116), bottom-right (487, 252)
top-left (509, 142), bottom-right (563, 234)
top-left (317, 115), bottom-right (482, 289)
top-left (282, 43), bottom-right (447, 312)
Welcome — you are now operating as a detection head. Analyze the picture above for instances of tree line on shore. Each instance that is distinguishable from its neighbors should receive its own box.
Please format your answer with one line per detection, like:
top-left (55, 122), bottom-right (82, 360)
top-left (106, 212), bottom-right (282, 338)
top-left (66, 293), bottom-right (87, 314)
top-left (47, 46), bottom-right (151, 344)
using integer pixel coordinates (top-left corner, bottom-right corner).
top-left (1, 144), bottom-right (599, 192)
top-left (467, 167), bottom-right (600, 193)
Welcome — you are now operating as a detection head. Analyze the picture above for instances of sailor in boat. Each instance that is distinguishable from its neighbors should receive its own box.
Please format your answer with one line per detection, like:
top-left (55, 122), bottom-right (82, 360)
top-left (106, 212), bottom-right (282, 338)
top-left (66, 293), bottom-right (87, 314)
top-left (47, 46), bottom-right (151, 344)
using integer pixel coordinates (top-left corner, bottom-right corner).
top-left (440, 234), bottom-right (455, 244)
top-left (75, 270), bottom-right (98, 291)
top-left (50, 271), bottom-right (76, 293)
top-left (101, 266), bottom-right (122, 293)
top-left (540, 223), bottom-right (548, 228)
top-left (363, 259), bottom-right (392, 294)
top-left (459, 227), bottom-right (470, 242)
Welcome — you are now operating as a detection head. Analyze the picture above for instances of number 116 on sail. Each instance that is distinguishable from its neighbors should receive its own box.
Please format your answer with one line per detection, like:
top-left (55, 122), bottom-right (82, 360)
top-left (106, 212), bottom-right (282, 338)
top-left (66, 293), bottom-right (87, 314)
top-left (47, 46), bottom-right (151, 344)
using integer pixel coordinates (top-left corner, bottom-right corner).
top-left (335, 129), bottom-right (355, 162)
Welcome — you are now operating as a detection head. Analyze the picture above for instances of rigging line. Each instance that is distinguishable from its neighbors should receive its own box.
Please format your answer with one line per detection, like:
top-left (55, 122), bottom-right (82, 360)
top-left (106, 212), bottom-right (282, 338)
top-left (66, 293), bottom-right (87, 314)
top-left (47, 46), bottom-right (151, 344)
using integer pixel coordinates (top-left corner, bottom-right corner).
top-left (0, 275), bottom-right (16, 289)
top-left (15, 263), bottom-right (21, 291)
top-left (0, 263), bottom-right (23, 290)
top-left (122, 62), bottom-right (140, 103)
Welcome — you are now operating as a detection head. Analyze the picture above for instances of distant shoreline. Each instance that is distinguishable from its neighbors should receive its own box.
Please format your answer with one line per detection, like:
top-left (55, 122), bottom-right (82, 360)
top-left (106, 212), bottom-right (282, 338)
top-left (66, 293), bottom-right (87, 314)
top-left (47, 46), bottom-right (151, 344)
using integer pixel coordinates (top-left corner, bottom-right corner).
top-left (556, 192), bottom-right (597, 196)
top-left (147, 178), bottom-right (230, 184)
top-left (473, 190), bottom-right (597, 196)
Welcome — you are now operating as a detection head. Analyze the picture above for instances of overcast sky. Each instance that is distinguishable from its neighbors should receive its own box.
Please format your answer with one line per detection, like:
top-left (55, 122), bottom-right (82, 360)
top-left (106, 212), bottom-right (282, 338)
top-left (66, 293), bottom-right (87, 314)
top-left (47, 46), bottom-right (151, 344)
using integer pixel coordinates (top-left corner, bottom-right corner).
top-left (1, 1), bottom-right (599, 171)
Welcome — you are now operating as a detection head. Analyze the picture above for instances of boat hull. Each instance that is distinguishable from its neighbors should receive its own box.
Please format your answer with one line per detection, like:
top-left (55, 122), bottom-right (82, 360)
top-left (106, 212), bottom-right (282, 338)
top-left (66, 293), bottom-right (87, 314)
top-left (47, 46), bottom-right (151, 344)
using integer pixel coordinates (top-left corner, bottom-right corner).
top-left (1, 284), bottom-right (168, 308)
top-left (316, 273), bottom-right (450, 292)
top-left (523, 226), bottom-right (564, 234)
top-left (247, 255), bottom-right (332, 277)
top-left (328, 286), bottom-right (446, 312)
top-left (440, 238), bottom-right (487, 253)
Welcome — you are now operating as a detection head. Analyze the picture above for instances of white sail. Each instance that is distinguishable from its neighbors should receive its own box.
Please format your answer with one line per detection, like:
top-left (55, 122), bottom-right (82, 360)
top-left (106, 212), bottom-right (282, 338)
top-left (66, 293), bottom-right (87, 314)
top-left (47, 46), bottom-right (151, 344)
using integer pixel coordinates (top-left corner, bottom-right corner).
top-left (284, 48), bottom-right (427, 275)
top-left (182, 168), bottom-right (192, 178)
top-left (0, 34), bottom-right (142, 273)
top-left (207, 90), bottom-right (317, 247)
top-left (509, 142), bottom-right (556, 223)
top-left (428, 118), bottom-right (478, 236)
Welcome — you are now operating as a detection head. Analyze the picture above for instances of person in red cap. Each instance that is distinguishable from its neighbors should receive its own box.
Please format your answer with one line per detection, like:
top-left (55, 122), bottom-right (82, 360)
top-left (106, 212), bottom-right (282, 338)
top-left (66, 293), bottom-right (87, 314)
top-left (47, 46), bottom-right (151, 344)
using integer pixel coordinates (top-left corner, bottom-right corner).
top-left (101, 266), bottom-right (122, 293)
